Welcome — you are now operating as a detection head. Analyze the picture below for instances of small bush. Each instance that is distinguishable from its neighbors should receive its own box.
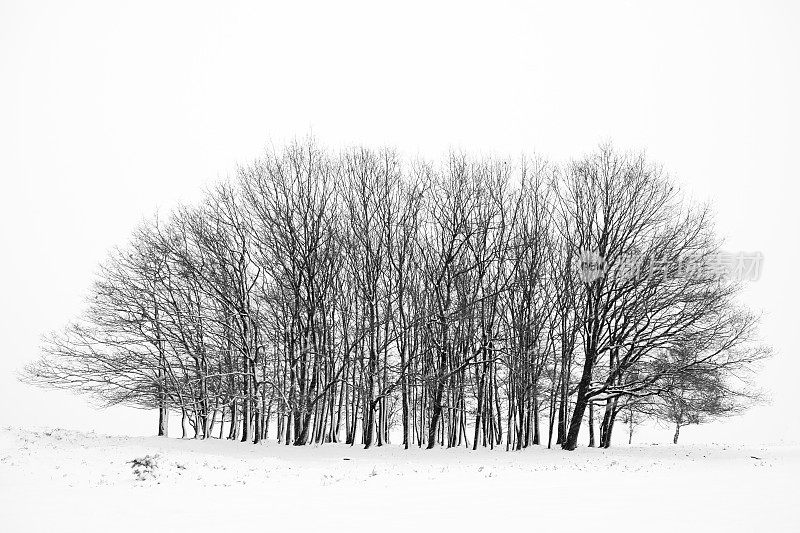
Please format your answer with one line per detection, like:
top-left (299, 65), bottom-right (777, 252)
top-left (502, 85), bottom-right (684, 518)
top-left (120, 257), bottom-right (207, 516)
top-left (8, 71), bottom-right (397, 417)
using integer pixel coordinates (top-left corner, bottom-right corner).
top-left (129, 454), bottom-right (160, 481)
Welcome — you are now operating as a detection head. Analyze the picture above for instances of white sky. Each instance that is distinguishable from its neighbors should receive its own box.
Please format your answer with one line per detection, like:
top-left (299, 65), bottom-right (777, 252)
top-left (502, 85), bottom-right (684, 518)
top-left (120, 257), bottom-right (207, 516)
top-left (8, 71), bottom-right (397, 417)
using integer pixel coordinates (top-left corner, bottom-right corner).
top-left (1, 0), bottom-right (798, 443)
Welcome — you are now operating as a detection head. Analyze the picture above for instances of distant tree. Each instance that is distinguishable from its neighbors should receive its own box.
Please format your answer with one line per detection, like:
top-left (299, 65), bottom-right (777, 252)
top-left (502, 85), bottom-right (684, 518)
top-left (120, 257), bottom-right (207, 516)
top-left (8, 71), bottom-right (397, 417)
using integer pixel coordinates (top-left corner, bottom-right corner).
top-left (617, 398), bottom-right (651, 445)
top-left (654, 348), bottom-right (764, 444)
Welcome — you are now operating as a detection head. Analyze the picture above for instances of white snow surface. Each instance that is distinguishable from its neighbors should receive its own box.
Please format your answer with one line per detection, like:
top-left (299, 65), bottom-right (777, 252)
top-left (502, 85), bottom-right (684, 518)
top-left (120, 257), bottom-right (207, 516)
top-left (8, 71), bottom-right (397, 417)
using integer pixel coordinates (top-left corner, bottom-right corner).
top-left (1, 426), bottom-right (797, 532)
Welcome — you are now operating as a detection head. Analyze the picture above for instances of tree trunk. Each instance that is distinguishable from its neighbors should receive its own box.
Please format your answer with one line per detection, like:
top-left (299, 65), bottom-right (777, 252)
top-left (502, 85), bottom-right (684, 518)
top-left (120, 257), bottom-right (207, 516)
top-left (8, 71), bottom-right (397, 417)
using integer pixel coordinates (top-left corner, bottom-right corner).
top-left (601, 403), bottom-right (618, 449)
top-left (228, 401), bottom-right (239, 440)
top-left (562, 352), bottom-right (593, 450)
top-left (628, 416), bottom-right (634, 445)
top-left (400, 343), bottom-right (410, 450)
top-left (426, 380), bottom-right (446, 449)
top-left (158, 399), bottom-right (168, 437)
top-left (241, 357), bottom-right (251, 443)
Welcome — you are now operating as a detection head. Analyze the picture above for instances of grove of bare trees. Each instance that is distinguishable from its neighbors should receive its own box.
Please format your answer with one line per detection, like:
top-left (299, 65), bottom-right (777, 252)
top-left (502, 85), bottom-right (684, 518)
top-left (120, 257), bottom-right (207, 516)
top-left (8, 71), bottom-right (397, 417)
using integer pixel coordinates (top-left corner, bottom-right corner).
top-left (22, 140), bottom-right (770, 449)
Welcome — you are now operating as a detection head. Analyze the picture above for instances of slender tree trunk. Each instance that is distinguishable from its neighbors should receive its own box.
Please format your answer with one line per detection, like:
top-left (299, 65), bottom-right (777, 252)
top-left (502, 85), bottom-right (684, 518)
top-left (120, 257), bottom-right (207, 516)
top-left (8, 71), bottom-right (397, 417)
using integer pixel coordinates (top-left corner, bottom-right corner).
top-left (628, 415), bottom-right (634, 445)
top-left (241, 356), bottom-right (251, 443)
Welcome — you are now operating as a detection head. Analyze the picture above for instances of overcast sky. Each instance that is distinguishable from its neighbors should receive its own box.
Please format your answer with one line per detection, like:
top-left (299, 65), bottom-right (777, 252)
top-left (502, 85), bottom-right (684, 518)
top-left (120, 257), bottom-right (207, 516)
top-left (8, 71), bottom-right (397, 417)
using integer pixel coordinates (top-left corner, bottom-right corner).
top-left (1, 0), bottom-right (798, 443)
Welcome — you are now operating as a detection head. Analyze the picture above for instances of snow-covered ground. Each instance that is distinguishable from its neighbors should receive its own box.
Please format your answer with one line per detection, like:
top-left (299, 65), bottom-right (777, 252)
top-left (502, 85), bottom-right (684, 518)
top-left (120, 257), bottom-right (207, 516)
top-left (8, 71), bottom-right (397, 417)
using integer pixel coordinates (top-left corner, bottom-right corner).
top-left (1, 427), bottom-right (797, 532)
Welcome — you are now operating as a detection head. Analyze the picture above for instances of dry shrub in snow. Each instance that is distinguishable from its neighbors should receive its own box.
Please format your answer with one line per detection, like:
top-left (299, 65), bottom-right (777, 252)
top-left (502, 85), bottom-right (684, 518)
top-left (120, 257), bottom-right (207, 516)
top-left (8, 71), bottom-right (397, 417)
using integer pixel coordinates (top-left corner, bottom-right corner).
top-left (129, 454), bottom-right (159, 481)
